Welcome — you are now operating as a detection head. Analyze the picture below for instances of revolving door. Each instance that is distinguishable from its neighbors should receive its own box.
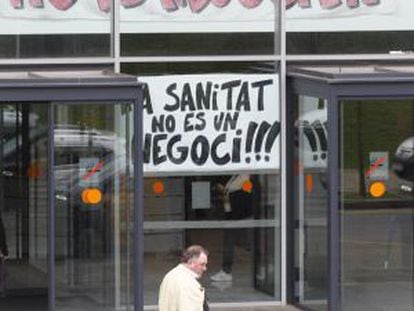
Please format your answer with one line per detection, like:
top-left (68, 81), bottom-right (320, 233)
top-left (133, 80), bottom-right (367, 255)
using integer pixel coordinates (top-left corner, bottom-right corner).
top-left (0, 71), bottom-right (142, 311)
top-left (288, 65), bottom-right (414, 311)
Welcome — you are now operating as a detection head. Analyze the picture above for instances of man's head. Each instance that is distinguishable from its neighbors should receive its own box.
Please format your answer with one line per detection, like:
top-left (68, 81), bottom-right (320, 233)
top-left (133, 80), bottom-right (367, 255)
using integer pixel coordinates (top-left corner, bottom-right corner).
top-left (181, 245), bottom-right (208, 278)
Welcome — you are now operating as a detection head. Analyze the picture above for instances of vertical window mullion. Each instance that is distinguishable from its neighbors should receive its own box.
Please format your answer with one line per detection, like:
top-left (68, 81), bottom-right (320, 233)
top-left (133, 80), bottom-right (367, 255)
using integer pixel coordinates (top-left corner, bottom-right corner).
top-left (48, 102), bottom-right (55, 311)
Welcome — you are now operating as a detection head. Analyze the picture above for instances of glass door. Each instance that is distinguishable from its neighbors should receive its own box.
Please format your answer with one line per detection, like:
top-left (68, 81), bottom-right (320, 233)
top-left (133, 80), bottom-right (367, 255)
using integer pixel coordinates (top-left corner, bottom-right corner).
top-left (340, 99), bottom-right (414, 311)
top-left (293, 95), bottom-right (328, 311)
top-left (0, 101), bottom-right (136, 311)
top-left (0, 103), bottom-right (49, 310)
top-left (53, 102), bottom-right (135, 311)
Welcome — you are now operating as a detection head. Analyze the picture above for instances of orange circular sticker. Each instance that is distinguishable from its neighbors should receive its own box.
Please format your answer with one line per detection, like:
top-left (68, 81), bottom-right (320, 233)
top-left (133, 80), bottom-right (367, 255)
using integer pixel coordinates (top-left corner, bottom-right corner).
top-left (242, 180), bottom-right (253, 193)
top-left (81, 188), bottom-right (103, 204)
top-left (152, 181), bottom-right (165, 194)
top-left (369, 182), bottom-right (386, 198)
top-left (27, 161), bottom-right (41, 179)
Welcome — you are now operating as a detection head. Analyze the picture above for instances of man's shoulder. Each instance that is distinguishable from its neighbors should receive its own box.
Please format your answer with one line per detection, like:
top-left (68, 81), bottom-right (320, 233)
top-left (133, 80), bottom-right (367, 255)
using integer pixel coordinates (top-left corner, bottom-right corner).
top-left (163, 264), bottom-right (184, 280)
top-left (163, 264), bottom-right (195, 283)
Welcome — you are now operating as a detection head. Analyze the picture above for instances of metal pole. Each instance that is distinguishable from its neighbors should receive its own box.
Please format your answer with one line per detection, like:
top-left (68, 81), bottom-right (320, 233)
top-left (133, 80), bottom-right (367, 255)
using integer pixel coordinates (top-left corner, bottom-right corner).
top-left (48, 103), bottom-right (56, 311)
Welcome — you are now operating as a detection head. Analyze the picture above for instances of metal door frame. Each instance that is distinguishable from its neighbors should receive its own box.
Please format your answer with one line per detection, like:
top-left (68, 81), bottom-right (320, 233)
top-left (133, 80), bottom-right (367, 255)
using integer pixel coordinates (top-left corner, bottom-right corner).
top-left (287, 66), bottom-right (414, 311)
top-left (286, 76), bottom-right (333, 310)
top-left (0, 72), bottom-right (143, 311)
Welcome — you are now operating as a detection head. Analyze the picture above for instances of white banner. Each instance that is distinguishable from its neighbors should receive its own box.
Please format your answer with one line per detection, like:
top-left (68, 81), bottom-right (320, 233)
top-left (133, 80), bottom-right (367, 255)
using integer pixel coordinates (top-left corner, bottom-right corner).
top-left (0, 0), bottom-right (411, 34)
top-left (287, 0), bottom-right (399, 32)
top-left (141, 74), bottom-right (280, 174)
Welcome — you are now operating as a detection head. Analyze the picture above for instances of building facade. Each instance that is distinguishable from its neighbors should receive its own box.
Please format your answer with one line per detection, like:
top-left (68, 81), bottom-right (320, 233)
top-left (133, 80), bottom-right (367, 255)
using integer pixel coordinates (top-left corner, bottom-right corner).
top-left (0, 1), bottom-right (413, 310)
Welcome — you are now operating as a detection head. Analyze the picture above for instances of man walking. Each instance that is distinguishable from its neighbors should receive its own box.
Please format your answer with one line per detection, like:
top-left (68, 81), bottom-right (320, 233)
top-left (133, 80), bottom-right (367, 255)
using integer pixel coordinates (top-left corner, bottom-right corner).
top-left (159, 245), bottom-right (209, 311)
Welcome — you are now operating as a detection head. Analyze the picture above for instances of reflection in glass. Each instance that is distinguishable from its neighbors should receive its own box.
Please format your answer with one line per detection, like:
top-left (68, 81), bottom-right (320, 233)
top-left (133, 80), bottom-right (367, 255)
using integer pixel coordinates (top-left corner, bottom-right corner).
top-left (340, 100), bottom-right (414, 311)
top-left (143, 174), bottom-right (280, 305)
top-left (0, 35), bottom-right (110, 59)
top-left (120, 0), bottom-right (280, 56)
top-left (54, 103), bottom-right (134, 311)
top-left (287, 31), bottom-right (414, 55)
top-left (0, 0), bottom-right (112, 59)
top-left (0, 0), bottom-right (111, 58)
top-left (121, 33), bottom-right (277, 57)
top-left (0, 103), bottom-right (49, 310)
top-left (293, 95), bottom-right (328, 311)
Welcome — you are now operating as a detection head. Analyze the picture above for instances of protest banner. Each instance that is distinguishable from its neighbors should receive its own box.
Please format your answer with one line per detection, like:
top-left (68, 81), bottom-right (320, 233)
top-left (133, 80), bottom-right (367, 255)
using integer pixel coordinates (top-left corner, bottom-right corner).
top-left (140, 74), bottom-right (280, 173)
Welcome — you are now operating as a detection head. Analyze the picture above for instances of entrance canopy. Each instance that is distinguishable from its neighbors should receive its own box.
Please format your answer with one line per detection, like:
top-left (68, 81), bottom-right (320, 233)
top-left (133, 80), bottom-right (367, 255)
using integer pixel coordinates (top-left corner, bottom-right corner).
top-left (288, 64), bottom-right (414, 97)
top-left (0, 70), bottom-right (140, 101)
top-left (289, 64), bottom-right (414, 80)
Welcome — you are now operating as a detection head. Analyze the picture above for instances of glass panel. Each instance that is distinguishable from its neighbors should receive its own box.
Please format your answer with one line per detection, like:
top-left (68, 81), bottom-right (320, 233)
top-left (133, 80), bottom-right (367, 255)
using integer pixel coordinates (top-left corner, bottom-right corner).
top-left (0, 0), bottom-right (111, 58)
top-left (143, 174), bottom-right (280, 305)
top-left (121, 33), bottom-right (277, 57)
top-left (0, 103), bottom-right (49, 309)
top-left (340, 100), bottom-right (414, 311)
top-left (120, 1), bottom-right (280, 56)
top-left (293, 95), bottom-right (328, 311)
top-left (138, 69), bottom-right (280, 307)
top-left (54, 103), bottom-right (135, 311)
top-left (286, 2), bottom-right (414, 55)
top-left (287, 32), bottom-right (414, 55)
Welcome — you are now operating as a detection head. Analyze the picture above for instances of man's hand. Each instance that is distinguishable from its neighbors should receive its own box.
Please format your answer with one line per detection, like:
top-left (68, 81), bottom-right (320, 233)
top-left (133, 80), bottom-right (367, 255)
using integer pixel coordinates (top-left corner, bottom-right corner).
top-left (214, 183), bottom-right (225, 193)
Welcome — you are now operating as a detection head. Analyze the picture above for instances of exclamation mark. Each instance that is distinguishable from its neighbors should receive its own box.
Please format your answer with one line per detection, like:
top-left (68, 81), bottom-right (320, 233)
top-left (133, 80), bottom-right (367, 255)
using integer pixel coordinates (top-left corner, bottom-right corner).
top-left (302, 122), bottom-right (318, 161)
top-left (254, 122), bottom-right (271, 161)
top-left (264, 121), bottom-right (280, 162)
top-left (245, 121), bottom-right (258, 163)
top-left (312, 120), bottom-right (327, 160)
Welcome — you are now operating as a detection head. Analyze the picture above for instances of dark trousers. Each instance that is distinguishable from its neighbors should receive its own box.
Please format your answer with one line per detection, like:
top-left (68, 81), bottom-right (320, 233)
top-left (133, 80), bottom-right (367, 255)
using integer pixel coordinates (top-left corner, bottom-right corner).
top-left (222, 229), bottom-right (235, 273)
top-left (221, 189), bottom-right (254, 273)
top-left (0, 259), bottom-right (6, 296)
top-left (222, 219), bottom-right (253, 274)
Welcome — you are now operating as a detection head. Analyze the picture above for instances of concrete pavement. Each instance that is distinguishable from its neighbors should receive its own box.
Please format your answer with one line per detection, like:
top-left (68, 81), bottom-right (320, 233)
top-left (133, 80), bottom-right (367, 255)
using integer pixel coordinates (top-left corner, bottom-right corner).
top-left (212, 305), bottom-right (301, 311)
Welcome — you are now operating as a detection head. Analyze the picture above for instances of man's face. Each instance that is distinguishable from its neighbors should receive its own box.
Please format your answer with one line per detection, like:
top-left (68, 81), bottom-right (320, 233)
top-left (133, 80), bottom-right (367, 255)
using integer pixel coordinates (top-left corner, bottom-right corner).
top-left (188, 253), bottom-right (208, 278)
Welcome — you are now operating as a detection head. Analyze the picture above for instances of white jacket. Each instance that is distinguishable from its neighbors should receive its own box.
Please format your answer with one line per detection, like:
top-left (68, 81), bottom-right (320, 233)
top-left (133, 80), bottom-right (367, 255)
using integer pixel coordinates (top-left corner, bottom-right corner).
top-left (158, 264), bottom-right (205, 311)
